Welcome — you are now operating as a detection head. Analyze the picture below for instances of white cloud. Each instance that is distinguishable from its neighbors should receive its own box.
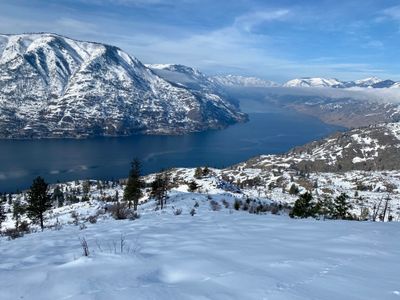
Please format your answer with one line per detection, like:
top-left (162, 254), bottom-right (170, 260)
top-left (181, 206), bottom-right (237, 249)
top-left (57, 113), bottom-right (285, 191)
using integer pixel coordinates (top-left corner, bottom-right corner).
top-left (234, 9), bottom-right (290, 32)
top-left (382, 5), bottom-right (400, 20)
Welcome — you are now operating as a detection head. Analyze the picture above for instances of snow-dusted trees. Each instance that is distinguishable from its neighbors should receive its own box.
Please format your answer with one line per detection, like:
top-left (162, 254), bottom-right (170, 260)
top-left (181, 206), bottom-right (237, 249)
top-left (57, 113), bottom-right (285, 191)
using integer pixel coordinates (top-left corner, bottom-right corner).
top-left (289, 192), bottom-right (315, 218)
top-left (0, 200), bottom-right (6, 231)
top-left (26, 176), bottom-right (52, 231)
top-left (124, 159), bottom-right (144, 211)
top-left (151, 170), bottom-right (170, 209)
top-left (12, 199), bottom-right (25, 229)
top-left (334, 193), bottom-right (351, 220)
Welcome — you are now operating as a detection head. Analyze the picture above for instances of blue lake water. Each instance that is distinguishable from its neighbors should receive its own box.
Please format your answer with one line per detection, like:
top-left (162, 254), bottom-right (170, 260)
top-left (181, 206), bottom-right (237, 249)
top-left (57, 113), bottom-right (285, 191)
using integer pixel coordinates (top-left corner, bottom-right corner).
top-left (0, 111), bottom-right (343, 192)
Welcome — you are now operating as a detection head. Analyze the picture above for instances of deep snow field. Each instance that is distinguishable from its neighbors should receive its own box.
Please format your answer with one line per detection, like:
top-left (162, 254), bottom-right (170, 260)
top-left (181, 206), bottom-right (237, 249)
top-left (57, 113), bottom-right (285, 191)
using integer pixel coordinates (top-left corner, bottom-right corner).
top-left (1, 189), bottom-right (400, 300)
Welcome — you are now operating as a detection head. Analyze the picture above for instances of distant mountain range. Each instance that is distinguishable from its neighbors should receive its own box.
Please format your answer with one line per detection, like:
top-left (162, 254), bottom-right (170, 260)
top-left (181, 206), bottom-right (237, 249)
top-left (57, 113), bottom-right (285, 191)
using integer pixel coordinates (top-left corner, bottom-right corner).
top-left (0, 33), bottom-right (245, 139)
top-left (283, 76), bottom-right (400, 88)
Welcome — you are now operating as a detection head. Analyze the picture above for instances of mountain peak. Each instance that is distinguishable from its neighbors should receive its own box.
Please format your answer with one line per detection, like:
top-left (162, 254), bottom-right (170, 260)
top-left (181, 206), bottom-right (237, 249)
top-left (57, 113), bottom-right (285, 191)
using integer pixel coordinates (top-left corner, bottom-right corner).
top-left (0, 33), bottom-right (246, 138)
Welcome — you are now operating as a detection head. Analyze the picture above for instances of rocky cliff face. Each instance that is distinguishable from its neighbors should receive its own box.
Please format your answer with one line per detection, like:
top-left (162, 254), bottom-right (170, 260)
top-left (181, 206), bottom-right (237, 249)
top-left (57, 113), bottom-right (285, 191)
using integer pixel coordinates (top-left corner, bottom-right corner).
top-left (0, 33), bottom-right (246, 138)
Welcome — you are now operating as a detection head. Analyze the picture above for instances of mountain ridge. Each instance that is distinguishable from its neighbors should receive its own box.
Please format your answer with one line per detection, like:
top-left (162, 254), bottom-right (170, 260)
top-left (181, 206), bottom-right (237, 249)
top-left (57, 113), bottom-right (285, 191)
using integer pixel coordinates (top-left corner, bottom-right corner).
top-left (0, 33), bottom-right (246, 139)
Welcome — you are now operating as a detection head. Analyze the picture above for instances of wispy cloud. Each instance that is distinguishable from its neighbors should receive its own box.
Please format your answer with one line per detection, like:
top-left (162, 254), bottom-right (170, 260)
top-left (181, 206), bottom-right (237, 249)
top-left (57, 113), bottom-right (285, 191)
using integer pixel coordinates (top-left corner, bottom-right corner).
top-left (0, 0), bottom-right (399, 81)
top-left (381, 5), bottom-right (400, 20)
top-left (234, 9), bottom-right (291, 32)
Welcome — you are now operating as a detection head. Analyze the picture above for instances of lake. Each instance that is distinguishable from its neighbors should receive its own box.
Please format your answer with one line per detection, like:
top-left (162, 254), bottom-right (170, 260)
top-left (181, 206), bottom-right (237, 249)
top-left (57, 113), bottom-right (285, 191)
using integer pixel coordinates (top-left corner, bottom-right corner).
top-left (0, 111), bottom-right (342, 193)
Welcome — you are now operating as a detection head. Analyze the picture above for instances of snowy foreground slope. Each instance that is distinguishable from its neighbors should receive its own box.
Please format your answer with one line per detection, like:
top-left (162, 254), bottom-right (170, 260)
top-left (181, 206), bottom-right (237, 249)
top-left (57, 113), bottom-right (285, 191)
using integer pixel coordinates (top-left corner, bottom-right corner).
top-left (1, 192), bottom-right (400, 300)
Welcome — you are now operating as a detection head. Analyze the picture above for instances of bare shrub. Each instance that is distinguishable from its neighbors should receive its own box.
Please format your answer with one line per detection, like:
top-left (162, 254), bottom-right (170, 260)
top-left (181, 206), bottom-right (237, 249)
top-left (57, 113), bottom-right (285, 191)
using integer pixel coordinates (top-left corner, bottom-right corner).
top-left (173, 208), bottom-right (182, 215)
top-left (128, 211), bottom-right (140, 221)
top-left (222, 199), bottom-right (230, 209)
top-left (109, 202), bottom-right (130, 220)
top-left (18, 221), bottom-right (30, 233)
top-left (80, 237), bottom-right (90, 256)
top-left (210, 200), bottom-right (221, 211)
top-left (87, 215), bottom-right (97, 224)
top-left (71, 211), bottom-right (79, 225)
top-left (4, 228), bottom-right (24, 240)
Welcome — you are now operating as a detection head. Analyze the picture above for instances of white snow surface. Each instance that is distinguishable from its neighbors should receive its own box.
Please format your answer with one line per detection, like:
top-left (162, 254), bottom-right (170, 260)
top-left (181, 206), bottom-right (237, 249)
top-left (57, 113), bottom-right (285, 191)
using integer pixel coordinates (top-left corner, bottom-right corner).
top-left (1, 195), bottom-right (400, 300)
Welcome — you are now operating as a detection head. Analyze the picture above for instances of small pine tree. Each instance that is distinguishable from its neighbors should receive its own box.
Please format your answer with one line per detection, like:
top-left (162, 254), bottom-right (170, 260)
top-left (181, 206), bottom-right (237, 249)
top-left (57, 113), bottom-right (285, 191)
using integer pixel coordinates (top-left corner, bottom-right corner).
top-left (124, 159), bottom-right (144, 210)
top-left (1, 193), bottom-right (6, 204)
top-left (289, 183), bottom-right (299, 195)
top-left (26, 176), bottom-right (52, 231)
top-left (115, 190), bottom-right (119, 202)
top-left (52, 185), bottom-right (64, 207)
top-left (202, 166), bottom-right (210, 177)
top-left (316, 196), bottom-right (335, 219)
top-left (151, 170), bottom-right (170, 209)
top-left (194, 167), bottom-right (203, 179)
top-left (289, 192), bottom-right (315, 218)
top-left (12, 199), bottom-right (25, 229)
top-left (334, 193), bottom-right (351, 219)
top-left (0, 201), bottom-right (6, 231)
top-left (82, 180), bottom-right (91, 195)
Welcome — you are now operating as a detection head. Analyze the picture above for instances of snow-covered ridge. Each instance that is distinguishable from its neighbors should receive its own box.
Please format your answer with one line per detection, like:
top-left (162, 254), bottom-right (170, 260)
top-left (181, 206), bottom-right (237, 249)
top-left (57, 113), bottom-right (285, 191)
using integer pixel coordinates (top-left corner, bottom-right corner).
top-left (283, 77), bottom-right (343, 88)
top-left (0, 33), bottom-right (246, 138)
top-left (231, 122), bottom-right (400, 173)
top-left (283, 76), bottom-right (400, 89)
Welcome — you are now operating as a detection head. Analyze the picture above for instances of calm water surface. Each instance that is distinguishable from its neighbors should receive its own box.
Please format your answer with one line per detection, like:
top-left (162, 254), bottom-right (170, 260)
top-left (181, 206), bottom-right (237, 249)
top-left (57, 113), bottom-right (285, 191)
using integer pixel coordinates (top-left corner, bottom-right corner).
top-left (0, 112), bottom-right (342, 192)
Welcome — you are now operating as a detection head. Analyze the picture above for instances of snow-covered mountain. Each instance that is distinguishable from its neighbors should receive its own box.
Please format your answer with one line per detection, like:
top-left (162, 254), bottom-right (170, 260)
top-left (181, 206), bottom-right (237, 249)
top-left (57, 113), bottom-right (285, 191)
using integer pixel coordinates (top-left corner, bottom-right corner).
top-left (0, 33), bottom-right (246, 138)
top-left (283, 77), bottom-right (344, 88)
top-left (211, 75), bottom-right (279, 88)
top-left (353, 77), bottom-right (383, 87)
top-left (283, 76), bottom-right (400, 89)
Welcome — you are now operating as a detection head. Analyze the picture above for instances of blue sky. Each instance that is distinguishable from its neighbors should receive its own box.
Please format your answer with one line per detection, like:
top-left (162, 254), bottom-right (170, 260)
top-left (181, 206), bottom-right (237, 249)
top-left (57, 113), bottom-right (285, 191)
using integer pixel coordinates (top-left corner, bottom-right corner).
top-left (1, 0), bottom-right (400, 82)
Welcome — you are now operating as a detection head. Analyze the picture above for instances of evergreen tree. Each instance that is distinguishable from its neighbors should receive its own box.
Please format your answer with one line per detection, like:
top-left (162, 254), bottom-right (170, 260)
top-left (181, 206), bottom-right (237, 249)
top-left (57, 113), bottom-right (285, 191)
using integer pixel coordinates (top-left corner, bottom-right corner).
top-left (26, 176), bottom-right (52, 231)
top-left (202, 166), bottom-right (210, 177)
top-left (316, 196), bottom-right (335, 219)
top-left (82, 180), bottom-right (91, 195)
top-left (334, 193), bottom-right (351, 219)
top-left (0, 201), bottom-right (6, 231)
top-left (289, 192), bottom-right (315, 218)
top-left (151, 170), bottom-right (170, 209)
top-left (52, 185), bottom-right (64, 207)
top-left (124, 159), bottom-right (144, 210)
top-left (289, 183), bottom-right (299, 195)
top-left (115, 190), bottom-right (119, 202)
top-left (194, 167), bottom-right (203, 179)
top-left (12, 199), bottom-right (25, 229)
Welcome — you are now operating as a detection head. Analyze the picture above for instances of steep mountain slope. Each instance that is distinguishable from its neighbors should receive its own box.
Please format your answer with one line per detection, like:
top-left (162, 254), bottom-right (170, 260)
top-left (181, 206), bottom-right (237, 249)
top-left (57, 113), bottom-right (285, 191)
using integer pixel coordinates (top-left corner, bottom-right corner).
top-left (232, 122), bottom-right (400, 173)
top-left (0, 34), bottom-right (246, 138)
